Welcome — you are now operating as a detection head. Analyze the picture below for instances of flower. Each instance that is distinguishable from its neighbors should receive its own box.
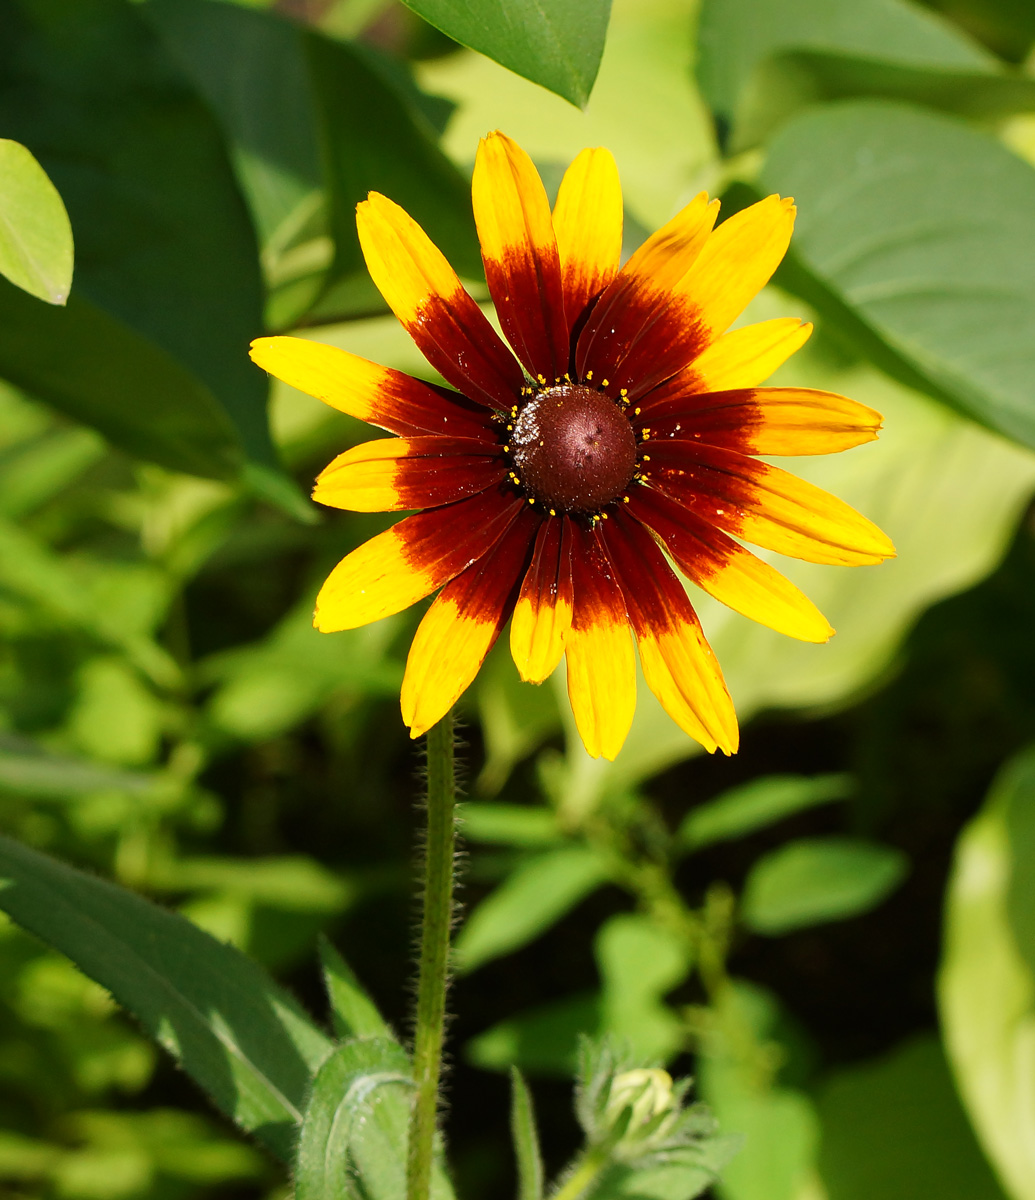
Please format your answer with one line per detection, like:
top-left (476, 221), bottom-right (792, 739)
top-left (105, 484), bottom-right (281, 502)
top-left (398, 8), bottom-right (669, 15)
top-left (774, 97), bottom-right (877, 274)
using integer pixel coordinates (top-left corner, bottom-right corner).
top-left (251, 132), bottom-right (894, 760)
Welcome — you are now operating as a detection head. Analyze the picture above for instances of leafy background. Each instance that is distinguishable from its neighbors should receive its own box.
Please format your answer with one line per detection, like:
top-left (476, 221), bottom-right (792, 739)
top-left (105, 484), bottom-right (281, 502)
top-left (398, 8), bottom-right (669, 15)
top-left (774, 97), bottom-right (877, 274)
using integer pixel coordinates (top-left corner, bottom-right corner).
top-left (2, 0), bottom-right (1035, 1196)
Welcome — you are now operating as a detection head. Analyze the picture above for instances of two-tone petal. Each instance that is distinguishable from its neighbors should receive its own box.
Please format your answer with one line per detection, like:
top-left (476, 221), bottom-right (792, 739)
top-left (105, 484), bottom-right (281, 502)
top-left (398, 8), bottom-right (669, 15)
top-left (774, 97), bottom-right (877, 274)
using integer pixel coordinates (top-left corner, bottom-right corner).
top-left (473, 132), bottom-right (569, 385)
top-left (357, 192), bottom-right (525, 410)
top-left (250, 336), bottom-right (494, 438)
top-left (645, 441), bottom-right (896, 566)
top-left (565, 521), bottom-right (636, 760)
top-left (601, 510), bottom-right (738, 755)
top-left (552, 147), bottom-right (623, 340)
top-left (628, 486), bottom-right (833, 643)
top-left (401, 506), bottom-right (539, 736)
top-left (315, 485), bottom-right (522, 632)
top-left (314, 436), bottom-right (505, 512)
top-left (510, 516), bottom-right (574, 683)
top-left (643, 387), bottom-right (883, 456)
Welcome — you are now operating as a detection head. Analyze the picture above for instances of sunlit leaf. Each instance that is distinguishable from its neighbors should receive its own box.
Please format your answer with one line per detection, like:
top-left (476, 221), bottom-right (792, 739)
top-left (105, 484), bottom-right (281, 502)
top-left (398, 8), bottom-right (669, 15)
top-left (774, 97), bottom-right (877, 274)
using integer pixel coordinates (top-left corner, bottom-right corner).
top-left (318, 937), bottom-right (392, 1041)
top-left (679, 774), bottom-right (852, 853)
top-left (399, 0), bottom-right (611, 108)
top-left (939, 746), bottom-right (1035, 1200)
top-left (742, 838), bottom-right (908, 935)
top-left (817, 1035), bottom-right (1008, 1200)
top-left (763, 102), bottom-right (1035, 453)
top-left (0, 139), bottom-right (73, 305)
top-left (0, 0), bottom-right (271, 473)
top-left (696, 0), bottom-right (1035, 150)
top-left (0, 835), bottom-right (332, 1161)
top-left (455, 844), bottom-right (612, 973)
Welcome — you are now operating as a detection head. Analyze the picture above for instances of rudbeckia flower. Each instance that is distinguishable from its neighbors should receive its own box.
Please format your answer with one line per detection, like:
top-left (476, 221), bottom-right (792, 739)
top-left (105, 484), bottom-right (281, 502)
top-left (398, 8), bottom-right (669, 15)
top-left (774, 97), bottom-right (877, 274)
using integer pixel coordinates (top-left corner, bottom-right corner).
top-left (251, 132), bottom-right (894, 761)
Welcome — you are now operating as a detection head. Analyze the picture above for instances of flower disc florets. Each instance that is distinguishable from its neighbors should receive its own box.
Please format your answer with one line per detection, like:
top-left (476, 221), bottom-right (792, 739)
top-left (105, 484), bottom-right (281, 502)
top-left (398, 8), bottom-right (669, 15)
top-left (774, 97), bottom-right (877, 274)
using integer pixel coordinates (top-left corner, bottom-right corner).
top-left (511, 384), bottom-right (637, 513)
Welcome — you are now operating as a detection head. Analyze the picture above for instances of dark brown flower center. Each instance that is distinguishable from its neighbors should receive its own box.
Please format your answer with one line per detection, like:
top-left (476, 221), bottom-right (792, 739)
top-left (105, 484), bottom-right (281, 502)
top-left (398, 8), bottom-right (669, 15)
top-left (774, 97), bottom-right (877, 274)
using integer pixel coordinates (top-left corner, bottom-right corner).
top-left (511, 384), bottom-right (637, 513)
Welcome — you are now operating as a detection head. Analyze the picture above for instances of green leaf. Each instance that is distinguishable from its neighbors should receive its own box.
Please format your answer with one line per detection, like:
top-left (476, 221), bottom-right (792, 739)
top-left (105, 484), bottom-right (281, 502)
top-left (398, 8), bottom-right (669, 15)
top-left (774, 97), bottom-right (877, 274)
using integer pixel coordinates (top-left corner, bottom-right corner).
top-left (678, 774), bottom-right (852, 853)
top-left (459, 803), bottom-right (562, 848)
top-left (467, 993), bottom-right (602, 1077)
top-left (510, 1068), bottom-right (544, 1200)
top-left (143, 0), bottom-right (323, 254)
top-left (294, 1038), bottom-right (412, 1200)
top-left (817, 1034), bottom-right (1008, 1200)
top-left (0, 734), bottom-right (161, 801)
top-left (696, 0), bottom-right (1035, 150)
top-left (696, 982), bottom-right (819, 1200)
top-left (0, 139), bottom-right (73, 305)
top-left (0, 281), bottom-right (241, 480)
top-left (453, 845), bottom-right (612, 973)
top-left (742, 838), bottom-right (908, 935)
top-left (0, 0), bottom-right (271, 473)
top-left (318, 937), bottom-right (392, 1041)
top-left (939, 746), bottom-right (1035, 1199)
top-left (305, 32), bottom-right (481, 287)
top-left (596, 914), bottom-right (690, 1064)
top-left (418, 0), bottom-right (715, 232)
top-left (0, 834), bottom-right (332, 1161)
top-left (398, 0), bottom-right (611, 108)
top-left (762, 101), bottom-right (1035, 453)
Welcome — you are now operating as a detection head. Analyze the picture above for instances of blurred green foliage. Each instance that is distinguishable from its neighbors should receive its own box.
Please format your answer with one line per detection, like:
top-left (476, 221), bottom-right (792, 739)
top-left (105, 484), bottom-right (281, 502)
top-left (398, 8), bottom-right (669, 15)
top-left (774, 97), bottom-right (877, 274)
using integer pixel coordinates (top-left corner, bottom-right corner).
top-left (1, 0), bottom-right (1035, 1196)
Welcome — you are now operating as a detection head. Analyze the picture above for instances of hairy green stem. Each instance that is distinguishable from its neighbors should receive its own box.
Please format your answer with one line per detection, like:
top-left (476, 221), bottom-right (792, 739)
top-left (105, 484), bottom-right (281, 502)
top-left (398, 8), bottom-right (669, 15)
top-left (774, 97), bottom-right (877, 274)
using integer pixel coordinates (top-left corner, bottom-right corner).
top-left (551, 1149), bottom-right (608, 1200)
top-left (406, 710), bottom-right (457, 1200)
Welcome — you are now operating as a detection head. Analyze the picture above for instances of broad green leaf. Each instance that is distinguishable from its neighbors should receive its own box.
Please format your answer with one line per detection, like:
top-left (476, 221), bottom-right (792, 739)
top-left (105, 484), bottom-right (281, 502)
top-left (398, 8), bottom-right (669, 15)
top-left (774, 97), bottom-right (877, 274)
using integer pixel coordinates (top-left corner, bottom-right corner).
top-left (510, 1068), bottom-right (544, 1200)
top-left (696, 982), bottom-right (821, 1200)
top-left (399, 0), bottom-right (611, 108)
top-left (0, 735), bottom-right (161, 800)
top-left (318, 937), bottom-right (392, 1041)
top-left (678, 775), bottom-right (852, 853)
top-left (0, 139), bottom-right (73, 304)
top-left (417, 0), bottom-right (715, 232)
top-left (555, 316), bottom-right (1035, 807)
top-left (762, 102), bottom-right (1035, 453)
top-left (742, 838), bottom-right (908, 935)
top-left (143, 0), bottom-right (322, 255)
top-left (597, 914), bottom-right (690, 1063)
top-left (0, 425), bottom-right (105, 519)
top-left (467, 993), bottom-right (601, 1077)
top-left (454, 844), bottom-right (612, 973)
top-left (459, 803), bottom-right (562, 848)
top-left (295, 1038), bottom-right (409, 1200)
top-left (0, 0), bottom-right (271, 472)
top-left (939, 746), bottom-right (1035, 1200)
top-left (295, 1037), bottom-right (455, 1200)
top-left (306, 33), bottom-right (481, 287)
top-left (0, 282), bottom-right (241, 480)
top-left (817, 1035), bottom-right (1007, 1200)
top-left (0, 835), bottom-right (332, 1161)
top-left (695, 0), bottom-right (1035, 150)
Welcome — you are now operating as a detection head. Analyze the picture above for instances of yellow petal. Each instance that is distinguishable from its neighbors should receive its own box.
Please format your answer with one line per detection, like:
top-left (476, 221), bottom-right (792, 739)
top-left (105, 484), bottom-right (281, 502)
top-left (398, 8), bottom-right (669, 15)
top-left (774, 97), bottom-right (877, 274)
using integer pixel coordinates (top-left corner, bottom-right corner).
top-left (552, 147), bottom-right (623, 330)
top-left (683, 195), bottom-right (796, 343)
top-left (509, 516), bottom-right (574, 684)
top-left (314, 491), bottom-right (521, 632)
top-left (685, 318), bottom-right (813, 393)
top-left (313, 436), bottom-right (503, 513)
top-left (565, 523), bottom-right (636, 760)
top-left (356, 192), bottom-right (524, 409)
top-left (602, 512), bottom-right (738, 754)
top-left (629, 490), bottom-right (832, 643)
top-left (473, 131), bottom-right (568, 382)
top-left (401, 512), bottom-right (538, 736)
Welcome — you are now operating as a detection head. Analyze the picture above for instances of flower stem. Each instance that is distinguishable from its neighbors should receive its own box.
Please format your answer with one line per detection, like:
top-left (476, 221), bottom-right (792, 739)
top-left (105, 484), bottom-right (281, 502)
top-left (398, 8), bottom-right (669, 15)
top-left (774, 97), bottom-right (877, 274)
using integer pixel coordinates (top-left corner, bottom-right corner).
top-left (550, 1149), bottom-right (608, 1200)
top-left (407, 709), bottom-right (457, 1200)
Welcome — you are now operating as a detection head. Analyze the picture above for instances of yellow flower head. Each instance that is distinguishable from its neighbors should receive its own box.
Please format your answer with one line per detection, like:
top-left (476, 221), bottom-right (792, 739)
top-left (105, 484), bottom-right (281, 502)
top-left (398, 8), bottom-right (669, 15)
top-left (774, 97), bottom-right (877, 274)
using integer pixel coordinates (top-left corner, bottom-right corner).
top-left (251, 132), bottom-right (894, 760)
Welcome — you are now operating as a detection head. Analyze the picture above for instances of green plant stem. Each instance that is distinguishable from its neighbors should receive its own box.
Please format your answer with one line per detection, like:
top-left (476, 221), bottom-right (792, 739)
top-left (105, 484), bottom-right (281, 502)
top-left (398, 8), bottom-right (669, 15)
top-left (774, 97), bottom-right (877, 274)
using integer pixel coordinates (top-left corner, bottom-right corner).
top-left (551, 1149), bottom-right (608, 1200)
top-left (406, 709), bottom-right (457, 1200)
